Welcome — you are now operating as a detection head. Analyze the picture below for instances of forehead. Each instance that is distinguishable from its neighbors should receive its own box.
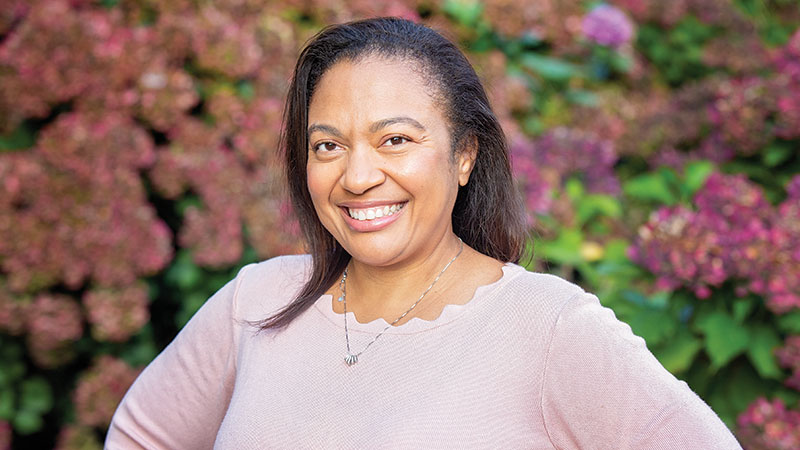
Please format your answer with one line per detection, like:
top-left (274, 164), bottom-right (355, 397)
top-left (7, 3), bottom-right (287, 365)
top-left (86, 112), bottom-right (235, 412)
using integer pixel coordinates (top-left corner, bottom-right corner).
top-left (308, 56), bottom-right (445, 125)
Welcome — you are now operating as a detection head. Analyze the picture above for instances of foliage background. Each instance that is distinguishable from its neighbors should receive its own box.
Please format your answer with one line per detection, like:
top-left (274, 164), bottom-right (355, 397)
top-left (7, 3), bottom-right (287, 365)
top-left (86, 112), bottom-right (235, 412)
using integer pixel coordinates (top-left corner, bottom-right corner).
top-left (1, 0), bottom-right (799, 448)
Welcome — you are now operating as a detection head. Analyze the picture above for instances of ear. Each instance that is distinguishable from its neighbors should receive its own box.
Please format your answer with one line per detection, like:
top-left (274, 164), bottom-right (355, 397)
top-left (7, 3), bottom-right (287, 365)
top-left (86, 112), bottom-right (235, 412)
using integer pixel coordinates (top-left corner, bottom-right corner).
top-left (456, 135), bottom-right (478, 186)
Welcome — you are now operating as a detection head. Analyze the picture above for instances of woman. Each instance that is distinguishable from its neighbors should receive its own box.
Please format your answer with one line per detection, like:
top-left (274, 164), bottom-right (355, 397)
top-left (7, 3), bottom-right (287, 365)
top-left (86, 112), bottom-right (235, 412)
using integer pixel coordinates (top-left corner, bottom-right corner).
top-left (107, 18), bottom-right (741, 449)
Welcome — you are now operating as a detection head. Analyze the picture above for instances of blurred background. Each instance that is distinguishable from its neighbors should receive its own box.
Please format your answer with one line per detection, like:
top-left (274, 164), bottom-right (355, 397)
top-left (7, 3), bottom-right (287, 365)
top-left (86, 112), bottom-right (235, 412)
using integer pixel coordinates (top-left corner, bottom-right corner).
top-left (1, 0), bottom-right (799, 448)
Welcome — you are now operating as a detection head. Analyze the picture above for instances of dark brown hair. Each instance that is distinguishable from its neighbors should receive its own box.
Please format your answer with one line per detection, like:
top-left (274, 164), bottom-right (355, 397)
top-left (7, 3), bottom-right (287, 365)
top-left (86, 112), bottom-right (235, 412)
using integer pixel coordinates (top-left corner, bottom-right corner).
top-left (259, 17), bottom-right (527, 330)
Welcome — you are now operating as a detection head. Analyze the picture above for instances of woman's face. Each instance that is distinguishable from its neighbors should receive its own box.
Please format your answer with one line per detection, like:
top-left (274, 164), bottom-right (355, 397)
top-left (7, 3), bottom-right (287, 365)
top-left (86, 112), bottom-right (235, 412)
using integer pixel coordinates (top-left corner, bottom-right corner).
top-left (306, 56), bottom-right (474, 268)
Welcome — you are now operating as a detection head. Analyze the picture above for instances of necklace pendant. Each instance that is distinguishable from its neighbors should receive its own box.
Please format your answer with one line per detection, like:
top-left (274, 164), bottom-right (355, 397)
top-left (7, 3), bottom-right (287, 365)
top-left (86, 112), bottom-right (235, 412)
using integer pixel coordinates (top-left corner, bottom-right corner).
top-left (337, 295), bottom-right (344, 302)
top-left (344, 354), bottom-right (358, 366)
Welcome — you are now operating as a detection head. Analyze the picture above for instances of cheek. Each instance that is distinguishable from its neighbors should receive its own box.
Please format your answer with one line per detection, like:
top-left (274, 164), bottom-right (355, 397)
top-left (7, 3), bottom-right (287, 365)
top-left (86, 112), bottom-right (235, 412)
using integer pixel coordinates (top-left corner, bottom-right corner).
top-left (306, 164), bottom-right (333, 207)
top-left (398, 152), bottom-right (459, 194)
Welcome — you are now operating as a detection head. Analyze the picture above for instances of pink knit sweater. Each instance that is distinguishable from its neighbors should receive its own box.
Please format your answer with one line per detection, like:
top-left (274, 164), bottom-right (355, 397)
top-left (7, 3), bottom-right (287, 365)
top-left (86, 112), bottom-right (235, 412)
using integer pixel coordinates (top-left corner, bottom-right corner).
top-left (106, 255), bottom-right (741, 449)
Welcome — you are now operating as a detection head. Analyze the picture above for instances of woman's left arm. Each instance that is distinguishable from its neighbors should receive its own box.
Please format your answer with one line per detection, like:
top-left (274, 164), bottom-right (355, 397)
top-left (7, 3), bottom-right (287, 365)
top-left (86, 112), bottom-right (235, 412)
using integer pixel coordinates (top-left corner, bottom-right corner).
top-left (540, 292), bottom-right (743, 450)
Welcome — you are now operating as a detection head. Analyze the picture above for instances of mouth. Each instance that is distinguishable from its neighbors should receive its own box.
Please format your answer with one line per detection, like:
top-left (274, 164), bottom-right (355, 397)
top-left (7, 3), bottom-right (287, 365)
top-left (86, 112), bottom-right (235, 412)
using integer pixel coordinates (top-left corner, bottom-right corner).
top-left (344, 202), bottom-right (407, 221)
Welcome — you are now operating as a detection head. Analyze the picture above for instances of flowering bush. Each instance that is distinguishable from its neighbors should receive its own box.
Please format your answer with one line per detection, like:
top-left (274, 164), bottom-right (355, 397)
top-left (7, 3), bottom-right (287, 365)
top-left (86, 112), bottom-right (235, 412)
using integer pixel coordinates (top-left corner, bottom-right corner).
top-left (0, 0), bottom-right (798, 447)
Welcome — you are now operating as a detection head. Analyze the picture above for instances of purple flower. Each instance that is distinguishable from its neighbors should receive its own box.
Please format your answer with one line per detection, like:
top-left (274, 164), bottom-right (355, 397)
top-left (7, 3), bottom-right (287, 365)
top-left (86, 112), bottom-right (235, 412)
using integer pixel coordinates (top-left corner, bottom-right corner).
top-left (582, 4), bottom-right (635, 48)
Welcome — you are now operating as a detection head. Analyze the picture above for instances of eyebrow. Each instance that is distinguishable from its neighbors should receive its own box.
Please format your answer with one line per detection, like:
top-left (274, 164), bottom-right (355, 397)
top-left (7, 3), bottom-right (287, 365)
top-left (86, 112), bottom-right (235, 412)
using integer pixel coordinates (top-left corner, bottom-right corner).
top-left (307, 124), bottom-right (344, 139)
top-left (368, 116), bottom-right (426, 133)
top-left (307, 116), bottom-right (427, 139)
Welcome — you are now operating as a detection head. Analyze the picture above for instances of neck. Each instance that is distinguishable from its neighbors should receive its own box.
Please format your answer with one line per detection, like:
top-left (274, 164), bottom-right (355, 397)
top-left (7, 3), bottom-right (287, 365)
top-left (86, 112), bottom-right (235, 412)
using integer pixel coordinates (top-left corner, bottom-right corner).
top-left (343, 233), bottom-right (464, 323)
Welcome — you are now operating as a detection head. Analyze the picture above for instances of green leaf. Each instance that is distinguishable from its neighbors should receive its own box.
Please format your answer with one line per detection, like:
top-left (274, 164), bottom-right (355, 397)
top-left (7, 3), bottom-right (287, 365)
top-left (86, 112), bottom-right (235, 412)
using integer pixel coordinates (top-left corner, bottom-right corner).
top-left (732, 296), bottom-right (757, 323)
top-left (520, 54), bottom-right (582, 81)
top-left (576, 194), bottom-right (622, 225)
top-left (777, 310), bottom-right (800, 333)
top-left (0, 360), bottom-right (24, 386)
top-left (628, 308), bottom-right (676, 346)
top-left (0, 387), bottom-right (14, 419)
top-left (747, 326), bottom-right (783, 379)
top-left (695, 311), bottom-right (750, 370)
top-left (705, 362), bottom-right (771, 428)
top-left (236, 81), bottom-right (255, 101)
top-left (564, 89), bottom-right (599, 106)
top-left (165, 251), bottom-right (203, 291)
top-left (564, 178), bottom-right (585, 200)
top-left (623, 172), bottom-right (676, 205)
top-left (175, 292), bottom-right (210, 328)
top-left (442, 0), bottom-right (484, 26)
top-left (12, 409), bottom-right (43, 435)
top-left (763, 143), bottom-right (793, 167)
top-left (537, 229), bottom-right (584, 265)
top-left (0, 123), bottom-right (36, 151)
top-left (609, 52), bottom-right (633, 73)
top-left (19, 377), bottom-right (53, 413)
top-left (653, 328), bottom-right (702, 374)
top-left (603, 239), bottom-right (632, 263)
top-left (684, 161), bottom-right (714, 195)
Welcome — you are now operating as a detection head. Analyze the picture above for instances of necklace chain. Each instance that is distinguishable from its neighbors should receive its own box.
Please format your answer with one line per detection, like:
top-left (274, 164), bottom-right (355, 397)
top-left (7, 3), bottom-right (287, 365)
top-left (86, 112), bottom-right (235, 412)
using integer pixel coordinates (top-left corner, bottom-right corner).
top-left (339, 238), bottom-right (464, 366)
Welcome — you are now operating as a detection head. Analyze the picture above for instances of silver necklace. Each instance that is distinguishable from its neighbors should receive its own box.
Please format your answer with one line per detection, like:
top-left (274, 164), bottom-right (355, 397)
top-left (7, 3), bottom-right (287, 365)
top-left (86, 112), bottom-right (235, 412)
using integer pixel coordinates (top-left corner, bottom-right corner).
top-left (337, 238), bottom-right (464, 366)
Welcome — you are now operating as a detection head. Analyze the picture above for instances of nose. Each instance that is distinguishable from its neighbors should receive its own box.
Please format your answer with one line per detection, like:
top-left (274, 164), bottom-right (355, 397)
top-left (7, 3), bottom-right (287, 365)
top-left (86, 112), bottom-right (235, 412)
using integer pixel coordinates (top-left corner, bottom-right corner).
top-left (340, 146), bottom-right (385, 195)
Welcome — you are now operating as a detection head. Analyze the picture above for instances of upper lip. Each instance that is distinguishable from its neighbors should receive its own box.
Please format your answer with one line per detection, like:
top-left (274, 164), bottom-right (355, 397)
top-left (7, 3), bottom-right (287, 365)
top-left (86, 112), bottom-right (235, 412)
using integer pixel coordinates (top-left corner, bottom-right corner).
top-left (337, 200), bottom-right (408, 209)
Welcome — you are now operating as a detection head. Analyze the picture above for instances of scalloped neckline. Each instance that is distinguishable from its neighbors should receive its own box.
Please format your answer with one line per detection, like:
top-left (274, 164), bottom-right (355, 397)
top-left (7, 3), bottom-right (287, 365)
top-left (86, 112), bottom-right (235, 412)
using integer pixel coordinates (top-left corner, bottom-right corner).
top-left (313, 262), bottom-right (524, 335)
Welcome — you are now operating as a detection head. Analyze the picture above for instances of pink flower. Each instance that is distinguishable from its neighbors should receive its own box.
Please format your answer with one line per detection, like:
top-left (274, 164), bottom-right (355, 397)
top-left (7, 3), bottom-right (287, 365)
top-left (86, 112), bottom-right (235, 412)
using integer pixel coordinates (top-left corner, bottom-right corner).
top-left (737, 397), bottom-right (800, 449)
top-left (73, 356), bottom-right (140, 428)
top-left (582, 4), bottom-right (635, 47)
top-left (83, 283), bottom-right (150, 342)
top-left (0, 420), bottom-right (10, 450)
top-left (25, 294), bottom-right (83, 368)
top-left (54, 425), bottom-right (101, 450)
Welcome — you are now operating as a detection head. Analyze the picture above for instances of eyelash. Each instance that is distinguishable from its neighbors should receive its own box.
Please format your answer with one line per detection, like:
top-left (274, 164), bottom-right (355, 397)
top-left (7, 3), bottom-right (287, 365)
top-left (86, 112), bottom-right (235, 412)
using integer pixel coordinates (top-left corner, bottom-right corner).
top-left (313, 141), bottom-right (341, 152)
top-left (383, 136), bottom-right (409, 146)
top-left (312, 136), bottom-right (410, 152)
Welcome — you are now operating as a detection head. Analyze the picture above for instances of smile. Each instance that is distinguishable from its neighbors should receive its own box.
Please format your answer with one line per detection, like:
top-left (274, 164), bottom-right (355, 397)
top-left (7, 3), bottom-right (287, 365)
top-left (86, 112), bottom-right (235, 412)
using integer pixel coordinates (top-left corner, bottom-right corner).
top-left (347, 203), bottom-right (406, 221)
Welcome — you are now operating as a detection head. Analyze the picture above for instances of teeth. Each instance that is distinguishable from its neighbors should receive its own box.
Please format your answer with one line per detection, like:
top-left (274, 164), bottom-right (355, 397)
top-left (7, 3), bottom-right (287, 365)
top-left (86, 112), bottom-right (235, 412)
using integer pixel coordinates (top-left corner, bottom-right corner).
top-left (347, 203), bottom-right (405, 221)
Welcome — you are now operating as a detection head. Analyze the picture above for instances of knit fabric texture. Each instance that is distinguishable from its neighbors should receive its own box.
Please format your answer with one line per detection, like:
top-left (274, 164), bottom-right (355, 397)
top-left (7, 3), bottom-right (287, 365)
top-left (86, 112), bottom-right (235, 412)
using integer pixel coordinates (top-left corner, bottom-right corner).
top-left (106, 255), bottom-right (742, 449)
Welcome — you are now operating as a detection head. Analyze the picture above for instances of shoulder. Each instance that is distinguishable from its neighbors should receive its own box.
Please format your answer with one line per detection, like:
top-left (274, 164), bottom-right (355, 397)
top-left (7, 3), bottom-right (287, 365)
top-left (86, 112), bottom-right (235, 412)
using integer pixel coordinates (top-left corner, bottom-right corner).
top-left (239, 254), bottom-right (312, 284)
top-left (498, 264), bottom-right (587, 318)
top-left (233, 254), bottom-right (313, 320)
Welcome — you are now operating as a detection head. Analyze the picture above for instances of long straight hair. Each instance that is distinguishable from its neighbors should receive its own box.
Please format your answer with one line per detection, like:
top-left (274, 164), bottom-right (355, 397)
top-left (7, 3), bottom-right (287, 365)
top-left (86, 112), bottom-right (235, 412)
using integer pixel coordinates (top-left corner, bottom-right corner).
top-left (258, 17), bottom-right (528, 330)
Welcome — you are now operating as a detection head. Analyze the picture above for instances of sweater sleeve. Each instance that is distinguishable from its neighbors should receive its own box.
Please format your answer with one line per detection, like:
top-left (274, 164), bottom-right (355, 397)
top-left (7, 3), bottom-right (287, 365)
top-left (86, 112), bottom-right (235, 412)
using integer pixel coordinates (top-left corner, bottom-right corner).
top-left (105, 264), bottom-right (251, 450)
top-left (540, 292), bottom-right (742, 450)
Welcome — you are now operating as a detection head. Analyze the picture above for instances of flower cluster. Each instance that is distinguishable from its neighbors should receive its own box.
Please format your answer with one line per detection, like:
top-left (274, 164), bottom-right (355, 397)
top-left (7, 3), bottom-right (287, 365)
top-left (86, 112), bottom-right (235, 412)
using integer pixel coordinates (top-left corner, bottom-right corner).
top-left (83, 283), bottom-right (150, 343)
top-left (0, 112), bottom-right (173, 292)
top-left (481, 0), bottom-right (583, 43)
top-left (582, 4), bottom-right (635, 48)
top-left (191, 6), bottom-right (263, 78)
top-left (54, 425), bottom-right (102, 450)
top-left (776, 336), bottom-right (800, 392)
top-left (512, 127), bottom-right (620, 216)
top-left (775, 29), bottom-right (800, 83)
top-left (72, 356), bottom-right (140, 428)
top-left (613, 31), bottom-right (800, 170)
top-left (615, 79), bottom-right (718, 162)
top-left (0, 420), bottom-right (10, 450)
top-left (630, 173), bottom-right (800, 309)
top-left (737, 397), bottom-right (800, 450)
top-left (611, 0), bottom-right (747, 27)
top-left (707, 77), bottom-right (776, 156)
top-left (0, 280), bottom-right (28, 336)
top-left (25, 294), bottom-right (83, 368)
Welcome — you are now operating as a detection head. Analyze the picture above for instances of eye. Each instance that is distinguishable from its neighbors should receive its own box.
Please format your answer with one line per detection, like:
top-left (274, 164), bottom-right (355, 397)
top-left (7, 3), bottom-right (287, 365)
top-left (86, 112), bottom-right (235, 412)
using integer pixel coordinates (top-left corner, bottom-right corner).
top-left (383, 136), bottom-right (409, 146)
top-left (313, 141), bottom-right (341, 152)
